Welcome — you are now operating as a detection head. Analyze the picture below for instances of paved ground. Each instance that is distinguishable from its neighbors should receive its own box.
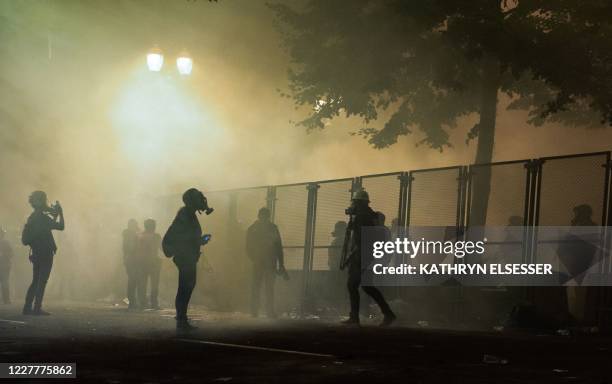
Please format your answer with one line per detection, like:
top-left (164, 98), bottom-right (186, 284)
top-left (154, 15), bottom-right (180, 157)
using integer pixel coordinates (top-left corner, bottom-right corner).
top-left (0, 302), bottom-right (611, 383)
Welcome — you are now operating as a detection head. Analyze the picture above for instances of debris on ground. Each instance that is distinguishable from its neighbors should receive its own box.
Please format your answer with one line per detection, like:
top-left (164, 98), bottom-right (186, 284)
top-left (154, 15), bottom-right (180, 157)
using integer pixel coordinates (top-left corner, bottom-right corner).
top-left (483, 354), bottom-right (508, 365)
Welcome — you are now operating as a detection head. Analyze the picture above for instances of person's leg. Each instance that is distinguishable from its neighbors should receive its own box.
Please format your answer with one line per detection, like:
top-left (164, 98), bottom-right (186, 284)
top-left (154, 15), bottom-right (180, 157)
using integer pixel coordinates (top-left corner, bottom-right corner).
top-left (346, 268), bottom-right (361, 322)
top-left (250, 265), bottom-right (262, 317)
top-left (33, 255), bottom-right (54, 313)
top-left (175, 260), bottom-right (197, 323)
top-left (362, 285), bottom-right (396, 325)
top-left (150, 261), bottom-right (161, 308)
top-left (126, 263), bottom-right (137, 308)
top-left (136, 265), bottom-right (147, 309)
top-left (263, 269), bottom-right (275, 318)
top-left (24, 258), bottom-right (41, 313)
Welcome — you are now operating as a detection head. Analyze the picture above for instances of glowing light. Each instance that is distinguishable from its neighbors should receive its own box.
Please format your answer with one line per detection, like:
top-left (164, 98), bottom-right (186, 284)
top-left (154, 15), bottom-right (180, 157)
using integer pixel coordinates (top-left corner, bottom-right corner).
top-left (176, 56), bottom-right (193, 76)
top-left (146, 47), bottom-right (164, 72)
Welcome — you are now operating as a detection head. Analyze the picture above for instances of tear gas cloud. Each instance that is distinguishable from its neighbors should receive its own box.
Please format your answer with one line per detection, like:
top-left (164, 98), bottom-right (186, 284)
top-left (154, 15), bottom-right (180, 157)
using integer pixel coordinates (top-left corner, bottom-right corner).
top-left (1, 0), bottom-right (611, 302)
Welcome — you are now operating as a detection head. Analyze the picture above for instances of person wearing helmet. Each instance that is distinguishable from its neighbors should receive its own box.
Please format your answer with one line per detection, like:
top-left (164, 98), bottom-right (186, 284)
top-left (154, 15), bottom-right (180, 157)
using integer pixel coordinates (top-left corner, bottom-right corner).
top-left (0, 227), bottom-right (13, 304)
top-left (138, 218), bottom-right (162, 309)
top-left (246, 207), bottom-right (286, 318)
top-left (123, 218), bottom-right (144, 310)
top-left (21, 190), bottom-right (64, 315)
top-left (342, 189), bottom-right (396, 326)
top-left (162, 188), bottom-right (213, 330)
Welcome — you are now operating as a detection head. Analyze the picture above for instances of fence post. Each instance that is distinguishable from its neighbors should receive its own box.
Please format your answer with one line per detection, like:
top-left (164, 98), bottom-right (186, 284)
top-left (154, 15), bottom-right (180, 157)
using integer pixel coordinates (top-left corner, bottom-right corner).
top-left (266, 186), bottom-right (277, 222)
top-left (300, 182), bottom-right (319, 317)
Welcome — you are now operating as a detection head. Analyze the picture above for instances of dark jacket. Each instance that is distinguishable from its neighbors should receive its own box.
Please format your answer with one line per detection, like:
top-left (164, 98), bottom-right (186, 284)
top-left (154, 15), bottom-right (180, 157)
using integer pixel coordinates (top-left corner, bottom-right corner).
top-left (22, 211), bottom-right (61, 256)
top-left (246, 220), bottom-right (284, 270)
top-left (163, 207), bottom-right (202, 263)
top-left (122, 228), bottom-right (140, 263)
top-left (347, 206), bottom-right (377, 269)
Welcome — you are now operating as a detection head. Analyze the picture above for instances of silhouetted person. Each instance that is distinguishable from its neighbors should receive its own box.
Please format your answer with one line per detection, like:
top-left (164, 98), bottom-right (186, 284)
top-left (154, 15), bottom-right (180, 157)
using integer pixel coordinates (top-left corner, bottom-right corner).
top-left (328, 221), bottom-right (347, 270)
top-left (246, 207), bottom-right (286, 318)
top-left (123, 219), bottom-right (144, 310)
top-left (557, 204), bottom-right (597, 285)
top-left (0, 228), bottom-right (13, 304)
top-left (163, 188), bottom-right (212, 330)
top-left (21, 191), bottom-right (64, 315)
top-left (327, 221), bottom-right (347, 304)
top-left (342, 189), bottom-right (395, 326)
top-left (139, 219), bottom-right (162, 309)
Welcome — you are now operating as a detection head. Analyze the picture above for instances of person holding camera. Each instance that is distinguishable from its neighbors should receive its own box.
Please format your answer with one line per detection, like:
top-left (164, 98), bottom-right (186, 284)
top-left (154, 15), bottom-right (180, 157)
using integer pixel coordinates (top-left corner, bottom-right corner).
top-left (162, 188), bottom-right (213, 331)
top-left (246, 207), bottom-right (287, 319)
top-left (341, 189), bottom-right (395, 326)
top-left (21, 191), bottom-right (64, 316)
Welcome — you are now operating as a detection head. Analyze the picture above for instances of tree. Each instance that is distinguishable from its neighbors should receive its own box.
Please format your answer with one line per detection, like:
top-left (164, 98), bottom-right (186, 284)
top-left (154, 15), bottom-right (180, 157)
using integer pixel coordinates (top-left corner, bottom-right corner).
top-left (271, 0), bottom-right (612, 225)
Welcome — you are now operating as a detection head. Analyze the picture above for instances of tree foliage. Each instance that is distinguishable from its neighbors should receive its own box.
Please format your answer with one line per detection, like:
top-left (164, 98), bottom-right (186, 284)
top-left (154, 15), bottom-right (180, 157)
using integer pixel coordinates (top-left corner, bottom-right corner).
top-left (271, 0), bottom-right (612, 152)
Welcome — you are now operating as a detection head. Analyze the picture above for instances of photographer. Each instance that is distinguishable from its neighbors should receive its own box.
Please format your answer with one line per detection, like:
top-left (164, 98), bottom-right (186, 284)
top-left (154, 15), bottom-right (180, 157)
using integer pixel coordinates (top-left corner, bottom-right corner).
top-left (21, 191), bottom-right (64, 316)
top-left (341, 189), bottom-right (395, 326)
top-left (162, 188), bottom-right (213, 331)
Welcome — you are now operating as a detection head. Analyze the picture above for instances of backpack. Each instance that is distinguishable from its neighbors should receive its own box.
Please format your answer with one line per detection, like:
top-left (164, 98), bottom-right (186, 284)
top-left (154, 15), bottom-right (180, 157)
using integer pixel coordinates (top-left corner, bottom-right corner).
top-left (162, 222), bottom-right (178, 258)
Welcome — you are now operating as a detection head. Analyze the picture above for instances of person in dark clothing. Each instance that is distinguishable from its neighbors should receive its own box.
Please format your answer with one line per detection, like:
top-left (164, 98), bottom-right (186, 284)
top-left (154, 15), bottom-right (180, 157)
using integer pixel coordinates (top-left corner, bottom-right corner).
top-left (123, 219), bottom-right (144, 310)
top-left (0, 228), bottom-right (13, 304)
top-left (328, 221), bottom-right (347, 270)
top-left (21, 191), bottom-right (64, 315)
top-left (327, 221), bottom-right (347, 304)
top-left (139, 219), bottom-right (162, 309)
top-left (163, 188), bottom-right (212, 330)
top-left (342, 189), bottom-right (396, 326)
top-left (246, 207), bottom-right (286, 318)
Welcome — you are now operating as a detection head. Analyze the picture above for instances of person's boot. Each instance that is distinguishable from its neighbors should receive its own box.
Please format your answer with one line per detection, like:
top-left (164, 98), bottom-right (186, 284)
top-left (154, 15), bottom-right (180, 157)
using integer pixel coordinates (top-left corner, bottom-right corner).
top-left (22, 305), bottom-right (33, 315)
top-left (33, 306), bottom-right (51, 316)
top-left (341, 315), bottom-right (360, 326)
top-left (176, 318), bottom-right (197, 331)
top-left (380, 312), bottom-right (396, 327)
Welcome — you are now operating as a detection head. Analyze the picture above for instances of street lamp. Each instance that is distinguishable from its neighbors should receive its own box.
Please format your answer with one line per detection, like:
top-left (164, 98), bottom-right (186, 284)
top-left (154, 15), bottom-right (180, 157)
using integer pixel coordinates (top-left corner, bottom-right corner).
top-left (146, 46), bottom-right (164, 72)
top-left (176, 52), bottom-right (193, 76)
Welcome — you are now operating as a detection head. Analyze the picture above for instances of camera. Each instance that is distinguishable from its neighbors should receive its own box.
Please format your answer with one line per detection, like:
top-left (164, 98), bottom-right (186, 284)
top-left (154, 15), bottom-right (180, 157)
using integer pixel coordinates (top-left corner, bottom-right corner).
top-left (45, 201), bottom-right (62, 217)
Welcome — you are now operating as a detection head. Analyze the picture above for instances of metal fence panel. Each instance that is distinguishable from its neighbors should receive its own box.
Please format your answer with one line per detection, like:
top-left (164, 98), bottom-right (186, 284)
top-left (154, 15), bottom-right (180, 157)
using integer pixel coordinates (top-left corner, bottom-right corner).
top-left (535, 153), bottom-right (610, 266)
top-left (275, 184), bottom-right (309, 270)
top-left (362, 173), bottom-right (402, 227)
top-left (312, 179), bottom-right (352, 270)
top-left (468, 161), bottom-right (529, 227)
top-left (409, 167), bottom-right (462, 227)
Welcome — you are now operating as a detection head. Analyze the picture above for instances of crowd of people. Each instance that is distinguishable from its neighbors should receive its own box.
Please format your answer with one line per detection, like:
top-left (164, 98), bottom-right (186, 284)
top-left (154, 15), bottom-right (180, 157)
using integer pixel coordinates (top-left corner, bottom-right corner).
top-left (2, 186), bottom-right (398, 331)
top-left (3, 185), bottom-right (600, 331)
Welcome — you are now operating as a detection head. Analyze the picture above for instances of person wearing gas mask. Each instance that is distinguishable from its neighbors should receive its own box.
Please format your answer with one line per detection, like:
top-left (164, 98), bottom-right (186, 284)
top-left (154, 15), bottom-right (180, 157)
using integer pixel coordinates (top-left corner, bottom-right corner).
top-left (162, 188), bottom-right (213, 331)
top-left (340, 189), bottom-right (396, 326)
top-left (21, 191), bottom-right (64, 316)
